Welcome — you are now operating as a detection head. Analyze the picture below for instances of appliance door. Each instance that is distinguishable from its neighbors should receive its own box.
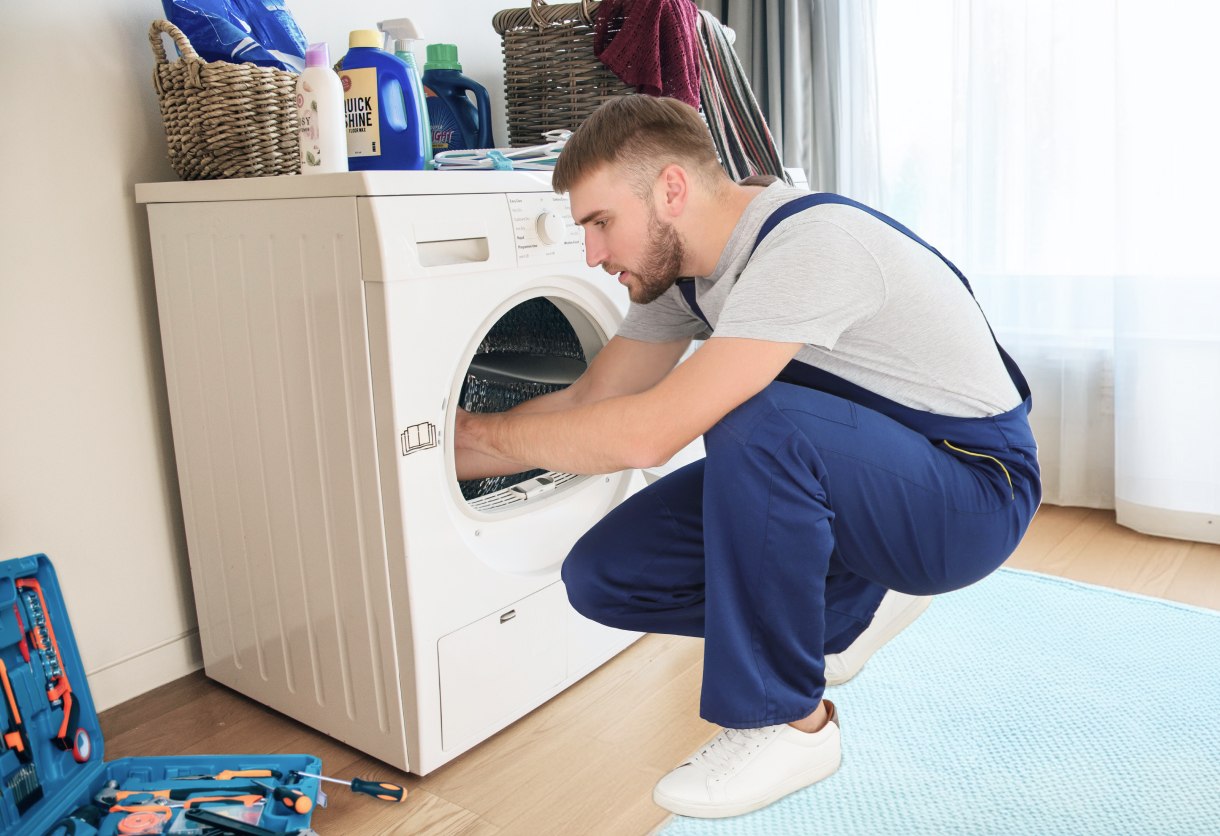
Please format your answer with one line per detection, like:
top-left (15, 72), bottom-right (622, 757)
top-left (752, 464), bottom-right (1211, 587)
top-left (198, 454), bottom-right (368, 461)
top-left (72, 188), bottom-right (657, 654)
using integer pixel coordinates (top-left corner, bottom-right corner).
top-left (360, 194), bottom-right (641, 607)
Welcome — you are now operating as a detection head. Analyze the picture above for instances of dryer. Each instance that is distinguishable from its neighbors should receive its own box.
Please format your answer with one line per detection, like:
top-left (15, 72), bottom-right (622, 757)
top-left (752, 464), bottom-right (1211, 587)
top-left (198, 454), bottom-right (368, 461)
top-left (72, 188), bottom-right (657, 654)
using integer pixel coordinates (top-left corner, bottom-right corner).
top-left (137, 171), bottom-right (648, 775)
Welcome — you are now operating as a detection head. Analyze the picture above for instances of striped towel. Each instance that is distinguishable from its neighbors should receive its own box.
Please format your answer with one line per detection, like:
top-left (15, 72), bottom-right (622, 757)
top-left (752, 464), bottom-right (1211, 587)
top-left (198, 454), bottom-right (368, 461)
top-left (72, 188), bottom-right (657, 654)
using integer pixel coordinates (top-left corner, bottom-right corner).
top-left (696, 10), bottom-right (790, 184)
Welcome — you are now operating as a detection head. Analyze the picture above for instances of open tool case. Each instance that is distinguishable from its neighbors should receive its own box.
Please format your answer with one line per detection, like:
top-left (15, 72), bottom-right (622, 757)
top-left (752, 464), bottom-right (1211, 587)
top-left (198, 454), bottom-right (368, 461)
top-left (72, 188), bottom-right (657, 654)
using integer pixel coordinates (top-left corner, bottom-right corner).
top-left (0, 554), bottom-right (322, 835)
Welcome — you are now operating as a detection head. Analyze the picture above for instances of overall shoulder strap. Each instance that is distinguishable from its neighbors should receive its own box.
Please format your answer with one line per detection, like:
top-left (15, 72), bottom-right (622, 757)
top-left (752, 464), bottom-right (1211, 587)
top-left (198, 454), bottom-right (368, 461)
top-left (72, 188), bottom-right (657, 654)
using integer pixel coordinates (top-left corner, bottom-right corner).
top-left (752, 193), bottom-right (976, 293)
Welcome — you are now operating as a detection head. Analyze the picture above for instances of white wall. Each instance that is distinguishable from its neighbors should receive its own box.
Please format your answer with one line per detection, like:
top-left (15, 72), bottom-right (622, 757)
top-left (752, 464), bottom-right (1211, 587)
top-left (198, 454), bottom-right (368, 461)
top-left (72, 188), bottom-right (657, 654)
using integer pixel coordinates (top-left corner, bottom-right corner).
top-left (0, 1), bottom-right (516, 712)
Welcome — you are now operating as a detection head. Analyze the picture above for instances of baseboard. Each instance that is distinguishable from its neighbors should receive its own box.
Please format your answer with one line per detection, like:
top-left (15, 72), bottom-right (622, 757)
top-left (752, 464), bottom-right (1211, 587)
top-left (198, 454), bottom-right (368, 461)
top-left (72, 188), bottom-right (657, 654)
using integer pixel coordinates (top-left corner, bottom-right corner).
top-left (1116, 499), bottom-right (1220, 546)
top-left (86, 630), bottom-right (204, 712)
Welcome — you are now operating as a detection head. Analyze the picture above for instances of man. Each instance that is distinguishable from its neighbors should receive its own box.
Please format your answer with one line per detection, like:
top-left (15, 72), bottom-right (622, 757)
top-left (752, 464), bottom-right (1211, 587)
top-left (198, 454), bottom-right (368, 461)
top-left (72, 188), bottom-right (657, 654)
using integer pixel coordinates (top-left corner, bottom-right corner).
top-left (455, 95), bottom-right (1040, 819)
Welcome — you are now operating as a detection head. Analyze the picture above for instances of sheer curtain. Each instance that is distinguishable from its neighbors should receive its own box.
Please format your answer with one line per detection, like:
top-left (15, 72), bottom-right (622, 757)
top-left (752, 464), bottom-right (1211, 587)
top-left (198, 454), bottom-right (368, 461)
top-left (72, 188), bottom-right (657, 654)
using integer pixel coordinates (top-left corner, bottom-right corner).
top-left (865, 0), bottom-right (1220, 527)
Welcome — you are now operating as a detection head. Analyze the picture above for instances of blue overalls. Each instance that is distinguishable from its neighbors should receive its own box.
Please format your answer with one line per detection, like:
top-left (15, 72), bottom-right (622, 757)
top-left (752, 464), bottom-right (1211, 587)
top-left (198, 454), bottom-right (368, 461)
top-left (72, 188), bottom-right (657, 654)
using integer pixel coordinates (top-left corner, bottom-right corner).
top-left (561, 194), bottom-right (1042, 728)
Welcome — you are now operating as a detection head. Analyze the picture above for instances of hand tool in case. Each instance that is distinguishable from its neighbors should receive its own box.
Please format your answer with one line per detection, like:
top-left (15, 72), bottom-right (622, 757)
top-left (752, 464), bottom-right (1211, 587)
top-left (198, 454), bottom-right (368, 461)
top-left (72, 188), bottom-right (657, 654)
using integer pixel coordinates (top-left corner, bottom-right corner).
top-left (290, 771), bottom-right (407, 804)
top-left (0, 553), bottom-right (323, 836)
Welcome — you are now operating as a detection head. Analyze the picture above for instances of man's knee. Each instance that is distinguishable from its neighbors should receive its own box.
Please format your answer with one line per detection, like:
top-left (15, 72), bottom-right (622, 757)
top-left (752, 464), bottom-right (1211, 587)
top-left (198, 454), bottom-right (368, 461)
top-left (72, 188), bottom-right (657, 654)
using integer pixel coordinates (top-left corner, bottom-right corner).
top-left (560, 533), bottom-right (614, 623)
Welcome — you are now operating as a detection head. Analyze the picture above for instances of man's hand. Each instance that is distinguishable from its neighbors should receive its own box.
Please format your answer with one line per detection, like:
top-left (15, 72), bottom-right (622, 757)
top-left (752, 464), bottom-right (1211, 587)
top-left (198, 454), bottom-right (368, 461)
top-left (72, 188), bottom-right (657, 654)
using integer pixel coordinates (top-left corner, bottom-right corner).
top-left (454, 408), bottom-right (529, 480)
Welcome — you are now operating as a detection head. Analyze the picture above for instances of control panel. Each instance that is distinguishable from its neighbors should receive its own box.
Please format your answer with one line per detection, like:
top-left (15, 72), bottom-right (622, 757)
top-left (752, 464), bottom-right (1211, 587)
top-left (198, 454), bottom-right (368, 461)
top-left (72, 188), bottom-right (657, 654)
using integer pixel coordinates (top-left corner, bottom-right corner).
top-left (507, 192), bottom-right (586, 265)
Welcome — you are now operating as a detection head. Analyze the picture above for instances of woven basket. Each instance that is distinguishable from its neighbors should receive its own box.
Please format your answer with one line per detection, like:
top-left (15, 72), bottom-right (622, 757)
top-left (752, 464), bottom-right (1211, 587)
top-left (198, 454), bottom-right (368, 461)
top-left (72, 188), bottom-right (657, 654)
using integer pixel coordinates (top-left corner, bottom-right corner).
top-left (148, 19), bottom-right (299, 180)
top-left (492, 0), bottom-right (634, 147)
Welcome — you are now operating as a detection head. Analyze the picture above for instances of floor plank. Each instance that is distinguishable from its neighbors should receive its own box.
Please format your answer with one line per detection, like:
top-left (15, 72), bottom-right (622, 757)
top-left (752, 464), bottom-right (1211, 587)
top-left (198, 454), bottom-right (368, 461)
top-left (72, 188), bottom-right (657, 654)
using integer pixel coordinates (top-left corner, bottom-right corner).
top-left (1160, 539), bottom-right (1220, 610)
top-left (1004, 504), bottom-right (1092, 571)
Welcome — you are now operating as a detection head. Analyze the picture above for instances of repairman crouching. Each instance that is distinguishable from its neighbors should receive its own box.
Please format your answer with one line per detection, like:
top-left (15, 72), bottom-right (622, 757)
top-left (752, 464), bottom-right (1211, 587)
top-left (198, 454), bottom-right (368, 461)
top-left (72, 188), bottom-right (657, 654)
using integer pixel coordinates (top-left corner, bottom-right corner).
top-left (454, 95), bottom-right (1041, 819)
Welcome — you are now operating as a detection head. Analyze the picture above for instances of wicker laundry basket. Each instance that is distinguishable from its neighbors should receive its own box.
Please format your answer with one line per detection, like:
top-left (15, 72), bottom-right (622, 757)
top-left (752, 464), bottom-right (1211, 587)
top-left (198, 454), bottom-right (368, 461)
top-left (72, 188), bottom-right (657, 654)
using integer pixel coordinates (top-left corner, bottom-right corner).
top-left (148, 19), bottom-right (299, 180)
top-left (493, 0), bottom-right (635, 147)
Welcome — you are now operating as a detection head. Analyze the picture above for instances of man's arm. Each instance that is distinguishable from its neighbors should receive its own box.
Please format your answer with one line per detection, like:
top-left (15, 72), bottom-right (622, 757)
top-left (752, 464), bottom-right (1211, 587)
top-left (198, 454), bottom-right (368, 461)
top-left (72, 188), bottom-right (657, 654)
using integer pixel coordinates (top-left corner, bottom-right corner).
top-left (454, 335), bottom-right (691, 479)
top-left (456, 336), bottom-right (803, 475)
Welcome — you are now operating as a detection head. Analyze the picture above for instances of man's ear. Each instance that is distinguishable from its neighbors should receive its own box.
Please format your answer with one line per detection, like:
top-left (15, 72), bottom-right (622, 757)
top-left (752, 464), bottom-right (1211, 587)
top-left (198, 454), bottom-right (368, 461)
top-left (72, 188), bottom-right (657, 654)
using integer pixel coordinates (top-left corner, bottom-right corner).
top-left (655, 163), bottom-right (690, 219)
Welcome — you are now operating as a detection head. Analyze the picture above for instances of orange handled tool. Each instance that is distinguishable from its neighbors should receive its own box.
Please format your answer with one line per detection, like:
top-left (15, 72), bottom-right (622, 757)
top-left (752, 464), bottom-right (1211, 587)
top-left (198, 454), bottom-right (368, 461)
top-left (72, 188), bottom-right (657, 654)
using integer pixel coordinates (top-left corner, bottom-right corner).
top-left (111, 791), bottom-right (265, 808)
top-left (293, 771), bottom-right (407, 803)
top-left (212, 769), bottom-right (279, 781)
top-left (0, 659), bottom-right (32, 760)
top-left (272, 785), bottom-right (313, 814)
top-left (252, 779), bottom-right (314, 814)
top-left (174, 768), bottom-right (281, 781)
top-left (16, 578), bottom-right (85, 757)
top-left (183, 794), bottom-right (264, 809)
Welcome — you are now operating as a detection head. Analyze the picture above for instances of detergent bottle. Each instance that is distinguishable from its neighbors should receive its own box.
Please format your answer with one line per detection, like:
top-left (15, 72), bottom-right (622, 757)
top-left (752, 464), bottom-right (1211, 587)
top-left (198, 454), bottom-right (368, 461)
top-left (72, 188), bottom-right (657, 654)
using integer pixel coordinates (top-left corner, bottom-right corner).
top-left (378, 18), bottom-right (433, 169)
top-left (422, 44), bottom-right (493, 153)
top-left (339, 29), bottom-right (426, 170)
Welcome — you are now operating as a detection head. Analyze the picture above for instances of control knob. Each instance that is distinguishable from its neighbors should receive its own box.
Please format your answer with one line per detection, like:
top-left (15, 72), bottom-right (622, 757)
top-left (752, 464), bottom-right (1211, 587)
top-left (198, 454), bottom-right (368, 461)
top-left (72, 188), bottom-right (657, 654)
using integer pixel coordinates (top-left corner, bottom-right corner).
top-left (535, 211), bottom-right (566, 245)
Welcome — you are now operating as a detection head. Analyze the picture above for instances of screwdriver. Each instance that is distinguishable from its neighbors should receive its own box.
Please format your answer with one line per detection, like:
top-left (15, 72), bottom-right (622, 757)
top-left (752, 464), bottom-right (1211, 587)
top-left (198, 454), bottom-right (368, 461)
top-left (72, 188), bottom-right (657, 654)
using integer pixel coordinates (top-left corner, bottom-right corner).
top-left (292, 771), bottom-right (407, 803)
top-left (254, 780), bottom-right (314, 815)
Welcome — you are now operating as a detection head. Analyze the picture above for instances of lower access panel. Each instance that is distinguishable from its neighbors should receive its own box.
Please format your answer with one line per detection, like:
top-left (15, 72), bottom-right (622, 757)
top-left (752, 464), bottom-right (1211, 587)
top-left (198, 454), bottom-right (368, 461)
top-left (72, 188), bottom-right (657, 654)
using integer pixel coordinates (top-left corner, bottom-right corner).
top-left (437, 582), bottom-right (568, 751)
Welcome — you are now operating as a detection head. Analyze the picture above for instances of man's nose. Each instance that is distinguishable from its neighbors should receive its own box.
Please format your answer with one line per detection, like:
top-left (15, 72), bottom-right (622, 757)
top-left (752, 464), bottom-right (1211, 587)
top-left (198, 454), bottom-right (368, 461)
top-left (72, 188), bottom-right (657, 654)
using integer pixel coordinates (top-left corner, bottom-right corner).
top-left (583, 231), bottom-right (607, 269)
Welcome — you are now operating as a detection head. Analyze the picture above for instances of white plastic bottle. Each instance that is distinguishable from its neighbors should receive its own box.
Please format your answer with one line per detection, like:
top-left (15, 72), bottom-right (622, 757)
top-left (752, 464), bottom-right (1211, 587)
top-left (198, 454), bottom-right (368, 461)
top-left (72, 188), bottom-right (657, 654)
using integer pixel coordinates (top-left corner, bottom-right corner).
top-left (296, 42), bottom-right (348, 174)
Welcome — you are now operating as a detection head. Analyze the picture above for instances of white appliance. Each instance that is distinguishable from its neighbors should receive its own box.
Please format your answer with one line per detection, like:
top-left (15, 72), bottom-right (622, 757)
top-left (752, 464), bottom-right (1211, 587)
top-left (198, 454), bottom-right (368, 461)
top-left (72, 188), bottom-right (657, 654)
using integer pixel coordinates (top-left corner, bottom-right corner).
top-left (1114, 275), bottom-right (1220, 544)
top-left (136, 171), bottom-right (649, 775)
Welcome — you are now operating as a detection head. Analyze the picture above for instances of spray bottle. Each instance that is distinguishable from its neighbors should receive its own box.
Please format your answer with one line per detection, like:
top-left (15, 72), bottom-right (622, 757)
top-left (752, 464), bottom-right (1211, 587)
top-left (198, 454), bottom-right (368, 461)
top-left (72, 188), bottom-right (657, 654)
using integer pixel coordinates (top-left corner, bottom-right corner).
top-left (377, 18), bottom-right (433, 169)
top-left (339, 30), bottom-right (426, 171)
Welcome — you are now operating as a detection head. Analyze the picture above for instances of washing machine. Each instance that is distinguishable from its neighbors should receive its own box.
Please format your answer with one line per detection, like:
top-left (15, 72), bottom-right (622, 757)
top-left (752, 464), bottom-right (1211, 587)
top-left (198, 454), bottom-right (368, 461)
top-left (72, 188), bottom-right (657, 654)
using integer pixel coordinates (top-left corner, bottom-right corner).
top-left (136, 171), bottom-right (653, 775)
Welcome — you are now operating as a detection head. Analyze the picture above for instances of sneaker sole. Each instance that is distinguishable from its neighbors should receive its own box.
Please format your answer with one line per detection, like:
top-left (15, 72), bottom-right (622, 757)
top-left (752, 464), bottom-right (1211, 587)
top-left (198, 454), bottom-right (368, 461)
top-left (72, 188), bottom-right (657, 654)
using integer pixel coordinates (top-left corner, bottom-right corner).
top-left (652, 755), bottom-right (842, 819)
top-left (825, 594), bottom-right (931, 686)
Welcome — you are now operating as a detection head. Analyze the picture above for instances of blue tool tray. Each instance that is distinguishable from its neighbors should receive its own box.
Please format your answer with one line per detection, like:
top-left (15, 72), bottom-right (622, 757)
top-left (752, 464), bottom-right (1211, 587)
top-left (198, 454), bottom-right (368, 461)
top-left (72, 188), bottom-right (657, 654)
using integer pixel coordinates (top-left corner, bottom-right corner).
top-left (0, 554), bottom-right (321, 835)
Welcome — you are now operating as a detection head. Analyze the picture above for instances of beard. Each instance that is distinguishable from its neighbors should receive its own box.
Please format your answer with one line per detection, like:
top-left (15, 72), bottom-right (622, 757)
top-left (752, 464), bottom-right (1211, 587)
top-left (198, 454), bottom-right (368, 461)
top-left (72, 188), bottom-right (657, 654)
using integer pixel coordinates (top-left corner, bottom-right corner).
top-left (609, 207), bottom-right (686, 305)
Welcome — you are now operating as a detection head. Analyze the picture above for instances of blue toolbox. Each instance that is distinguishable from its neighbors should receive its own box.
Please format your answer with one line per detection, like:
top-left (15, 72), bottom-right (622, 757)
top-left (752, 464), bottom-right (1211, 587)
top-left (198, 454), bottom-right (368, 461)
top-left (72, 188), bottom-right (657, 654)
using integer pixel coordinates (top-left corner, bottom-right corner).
top-left (0, 554), bottom-right (322, 836)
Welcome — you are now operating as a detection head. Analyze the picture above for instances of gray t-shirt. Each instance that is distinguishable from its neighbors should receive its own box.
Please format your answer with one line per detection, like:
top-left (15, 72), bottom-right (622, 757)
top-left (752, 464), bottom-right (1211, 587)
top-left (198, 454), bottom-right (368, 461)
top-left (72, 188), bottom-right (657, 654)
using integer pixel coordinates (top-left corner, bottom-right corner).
top-left (617, 183), bottom-right (1021, 418)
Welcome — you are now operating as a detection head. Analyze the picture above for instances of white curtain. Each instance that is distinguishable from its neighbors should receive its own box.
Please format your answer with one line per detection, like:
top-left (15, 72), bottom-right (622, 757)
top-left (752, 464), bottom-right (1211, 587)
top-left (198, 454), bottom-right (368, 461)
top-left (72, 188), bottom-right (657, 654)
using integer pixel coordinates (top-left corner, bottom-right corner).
top-left (864, 0), bottom-right (1220, 523)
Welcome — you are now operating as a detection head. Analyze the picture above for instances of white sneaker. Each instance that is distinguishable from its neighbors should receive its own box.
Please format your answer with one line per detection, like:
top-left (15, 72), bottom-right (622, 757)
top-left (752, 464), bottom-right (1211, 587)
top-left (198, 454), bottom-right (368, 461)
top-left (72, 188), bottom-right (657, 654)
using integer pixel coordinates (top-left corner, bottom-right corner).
top-left (652, 701), bottom-right (841, 819)
top-left (824, 590), bottom-right (931, 686)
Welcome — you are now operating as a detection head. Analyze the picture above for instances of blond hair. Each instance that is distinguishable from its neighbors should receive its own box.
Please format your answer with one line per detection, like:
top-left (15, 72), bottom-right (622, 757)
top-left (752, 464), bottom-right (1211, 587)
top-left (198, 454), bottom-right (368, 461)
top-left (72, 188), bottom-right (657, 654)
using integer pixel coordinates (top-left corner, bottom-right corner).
top-left (552, 96), bottom-right (728, 196)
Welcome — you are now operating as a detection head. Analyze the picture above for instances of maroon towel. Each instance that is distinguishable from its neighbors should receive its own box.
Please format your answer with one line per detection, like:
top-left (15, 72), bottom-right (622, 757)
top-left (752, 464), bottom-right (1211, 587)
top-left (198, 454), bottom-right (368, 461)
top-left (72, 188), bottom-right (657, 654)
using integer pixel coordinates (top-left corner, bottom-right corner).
top-left (594, 0), bottom-right (701, 107)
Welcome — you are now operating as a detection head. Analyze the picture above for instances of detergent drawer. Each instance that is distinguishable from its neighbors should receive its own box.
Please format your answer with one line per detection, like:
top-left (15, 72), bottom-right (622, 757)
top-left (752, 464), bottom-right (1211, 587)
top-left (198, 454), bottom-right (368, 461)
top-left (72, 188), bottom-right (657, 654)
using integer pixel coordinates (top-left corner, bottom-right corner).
top-left (437, 582), bottom-right (567, 751)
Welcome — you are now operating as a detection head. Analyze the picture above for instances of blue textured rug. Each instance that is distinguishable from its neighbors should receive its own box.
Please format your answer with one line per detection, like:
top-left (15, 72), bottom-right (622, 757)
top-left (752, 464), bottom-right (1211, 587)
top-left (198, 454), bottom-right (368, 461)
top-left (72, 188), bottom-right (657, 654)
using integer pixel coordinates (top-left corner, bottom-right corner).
top-left (659, 569), bottom-right (1220, 836)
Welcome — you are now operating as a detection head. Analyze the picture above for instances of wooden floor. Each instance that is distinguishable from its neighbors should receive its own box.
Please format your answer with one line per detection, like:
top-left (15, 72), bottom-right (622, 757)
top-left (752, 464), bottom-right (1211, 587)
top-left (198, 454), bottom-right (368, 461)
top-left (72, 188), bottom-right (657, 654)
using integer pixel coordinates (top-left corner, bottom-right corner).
top-left (100, 506), bottom-right (1220, 835)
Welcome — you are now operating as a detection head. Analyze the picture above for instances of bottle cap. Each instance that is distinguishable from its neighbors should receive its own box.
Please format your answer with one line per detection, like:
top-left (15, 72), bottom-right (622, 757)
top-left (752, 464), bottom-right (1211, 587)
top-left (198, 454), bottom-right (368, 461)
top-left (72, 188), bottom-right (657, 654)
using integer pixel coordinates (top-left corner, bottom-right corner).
top-left (304, 43), bottom-right (330, 69)
top-left (425, 43), bottom-right (461, 71)
top-left (349, 30), bottom-right (383, 49)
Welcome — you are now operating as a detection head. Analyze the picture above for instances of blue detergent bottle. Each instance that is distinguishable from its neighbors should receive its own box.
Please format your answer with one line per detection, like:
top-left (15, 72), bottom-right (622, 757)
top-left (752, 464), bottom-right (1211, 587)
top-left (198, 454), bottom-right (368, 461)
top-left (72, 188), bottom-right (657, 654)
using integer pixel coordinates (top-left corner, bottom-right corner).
top-left (339, 29), bottom-right (426, 170)
top-left (422, 44), bottom-right (493, 153)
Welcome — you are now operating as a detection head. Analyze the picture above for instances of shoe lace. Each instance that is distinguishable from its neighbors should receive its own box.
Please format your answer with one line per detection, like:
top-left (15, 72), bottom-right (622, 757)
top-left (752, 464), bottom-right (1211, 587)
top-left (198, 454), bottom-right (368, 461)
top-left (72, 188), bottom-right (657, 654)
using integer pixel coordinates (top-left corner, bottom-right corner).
top-left (692, 726), bottom-right (777, 774)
